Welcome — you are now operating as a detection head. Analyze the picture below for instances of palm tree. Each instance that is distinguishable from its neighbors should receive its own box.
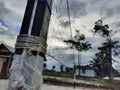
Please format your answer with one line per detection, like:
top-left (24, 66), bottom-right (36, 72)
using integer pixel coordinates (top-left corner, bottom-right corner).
top-left (90, 52), bottom-right (109, 77)
top-left (89, 58), bottom-right (101, 76)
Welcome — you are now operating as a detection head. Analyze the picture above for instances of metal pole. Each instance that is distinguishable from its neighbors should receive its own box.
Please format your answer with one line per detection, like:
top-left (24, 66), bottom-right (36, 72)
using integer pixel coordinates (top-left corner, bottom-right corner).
top-left (73, 49), bottom-right (76, 89)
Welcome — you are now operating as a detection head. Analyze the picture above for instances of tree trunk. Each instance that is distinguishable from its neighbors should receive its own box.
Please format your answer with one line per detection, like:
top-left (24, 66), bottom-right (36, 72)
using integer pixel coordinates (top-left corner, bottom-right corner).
top-left (108, 40), bottom-right (113, 81)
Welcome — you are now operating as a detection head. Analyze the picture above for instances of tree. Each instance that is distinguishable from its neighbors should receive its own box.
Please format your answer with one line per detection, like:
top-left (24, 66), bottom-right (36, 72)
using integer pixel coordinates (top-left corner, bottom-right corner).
top-left (64, 30), bottom-right (91, 76)
top-left (43, 63), bottom-right (47, 71)
top-left (60, 65), bottom-right (64, 73)
top-left (65, 67), bottom-right (73, 74)
top-left (90, 57), bottom-right (101, 76)
top-left (64, 30), bottom-right (91, 51)
top-left (91, 20), bottom-right (120, 80)
top-left (52, 66), bottom-right (56, 71)
top-left (90, 52), bottom-right (108, 77)
top-left (64, 30), bottom-right (91, 75)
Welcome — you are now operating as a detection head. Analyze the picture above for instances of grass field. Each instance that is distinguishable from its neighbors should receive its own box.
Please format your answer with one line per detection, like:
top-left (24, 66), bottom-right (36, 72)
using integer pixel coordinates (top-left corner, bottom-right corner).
top-left (43, 71), bottom-right (120, 90)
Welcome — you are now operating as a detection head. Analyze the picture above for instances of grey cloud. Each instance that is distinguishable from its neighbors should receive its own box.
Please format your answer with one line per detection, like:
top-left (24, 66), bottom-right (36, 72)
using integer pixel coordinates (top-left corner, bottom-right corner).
top-left (0, 1), bottom-right (26, 46)
top-left (89, 0), bottom-right (101, 4)
top-left (0, 2), bottom-right (5, 8)
top-left (0, 1), bottom-right (24, 33)
top-left (100, 6), bottom-right (115, 19)
top-left (59, 19), bottom-right (75, 28)
top-left (47, 47), bottom-right (75, 67)
top-left (112, 21), bottom-right (120, 27)
top-left (0, 28), bottom-right (16, 39)
top-left (49, 36), bottom-right (64, 41)
top-left (49, 0), bottom-right (120, 68)
top-left (100, 4), bottom-right (120, 19)
top-left (110, 22), bottom-right (120, 35)
top-left (48, 47), bottom-right (71, 51)
top-left (80, 0), bottom-right (120, 21)
top-left (69, 0), bottom-right (87, 17)
top-left (54, 0), bottom-right (87, 18)
top-left (0, 3), bottom-right (12, 21)
top-left (115, 5), bottom-right (120, 15)
top-left (47, 42), bottom-right (97, 66)
top-left (60, 20), bottom-right (70, 28)
top-left (0, 25), bottom-right (17, 46)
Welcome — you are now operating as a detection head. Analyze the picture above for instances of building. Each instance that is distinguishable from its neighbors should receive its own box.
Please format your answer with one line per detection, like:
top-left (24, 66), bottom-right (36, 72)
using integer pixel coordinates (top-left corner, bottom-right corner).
top-left (75, 65), bottom-right (98, 77)
top-left (0, 43), bottom-right (14, 75)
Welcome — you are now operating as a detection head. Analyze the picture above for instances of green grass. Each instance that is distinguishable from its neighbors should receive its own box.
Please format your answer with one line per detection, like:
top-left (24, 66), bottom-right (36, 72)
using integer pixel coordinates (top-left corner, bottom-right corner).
top-left (97, 78), bottom-right (120, 89)
top-left (43, 71), bottom-right (73, 78)
top-left (43, 71), bottom-right (120, 89)
top-left (43, 71), bottom-right (98, 81)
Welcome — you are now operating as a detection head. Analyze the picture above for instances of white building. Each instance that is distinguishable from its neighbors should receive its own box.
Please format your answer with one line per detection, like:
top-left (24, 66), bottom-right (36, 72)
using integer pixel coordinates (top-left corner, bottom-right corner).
top-left (75, 65), bottom-right (98, 77)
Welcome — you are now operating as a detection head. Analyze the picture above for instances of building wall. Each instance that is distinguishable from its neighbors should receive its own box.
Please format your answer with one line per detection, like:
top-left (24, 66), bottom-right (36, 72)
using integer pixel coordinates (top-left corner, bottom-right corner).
top-left (76, 69), bottom-right (96, 77)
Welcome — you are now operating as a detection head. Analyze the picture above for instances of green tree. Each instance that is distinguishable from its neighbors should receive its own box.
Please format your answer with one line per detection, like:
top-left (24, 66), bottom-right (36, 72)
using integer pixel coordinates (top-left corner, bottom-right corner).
top-left (52, 66), bottom-right (56, 71)
top-left (90, 52), bottom-right (108, 77)
top-left (65, 67), bottom-right (73, 74)
top-left (64, 30), bottom-right (91, 76)
top-left (90, 57), bottom-right (101, 76)
top-left (43, 63), bottom-right (47, 71)
top-left (92, 20), bottom-right (120, 80)
top-left (60, 65), bottom-right (64, 73)
top-left (64, 30), bottom-right (91, 51)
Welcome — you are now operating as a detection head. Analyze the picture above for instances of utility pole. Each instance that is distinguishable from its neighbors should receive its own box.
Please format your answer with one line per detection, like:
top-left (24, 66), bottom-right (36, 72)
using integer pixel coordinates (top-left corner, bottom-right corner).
top-left (7, 0), bottom-right (53, 90)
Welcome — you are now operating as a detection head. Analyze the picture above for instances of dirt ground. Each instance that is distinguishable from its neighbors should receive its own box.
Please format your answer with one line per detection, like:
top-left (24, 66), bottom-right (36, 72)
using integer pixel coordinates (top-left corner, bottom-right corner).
top-left (0, 80), bottom-right (107, 90)
top-left (42, 84), bottom-right (107, 90)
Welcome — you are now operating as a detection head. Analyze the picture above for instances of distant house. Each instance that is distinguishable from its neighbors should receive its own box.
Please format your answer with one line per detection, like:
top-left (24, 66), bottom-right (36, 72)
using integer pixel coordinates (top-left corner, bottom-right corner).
top-left (0, 43), bottom-right (14, 75)
top-left (75, 65), bottom-right (98, 77)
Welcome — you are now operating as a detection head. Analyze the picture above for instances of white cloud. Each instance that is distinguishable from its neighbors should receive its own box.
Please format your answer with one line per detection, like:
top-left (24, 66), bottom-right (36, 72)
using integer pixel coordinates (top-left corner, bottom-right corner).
top-left (47, 0), bottom-right (120, 68)
top-left (0, 0), bottom-right (27, 46)
top-left (5, 0), bottom-right (27, 16)
top-left (0, 22), bottom-right (8, 31)
top-left (0, 24), bottom-right (16, 46)
top-left (0, 0), bottom-right (27, 33)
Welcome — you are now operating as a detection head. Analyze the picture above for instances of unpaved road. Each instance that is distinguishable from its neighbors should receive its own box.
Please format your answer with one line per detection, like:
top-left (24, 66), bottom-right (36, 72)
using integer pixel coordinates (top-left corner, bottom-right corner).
top-left (0, 80), bottom-right (107, 90)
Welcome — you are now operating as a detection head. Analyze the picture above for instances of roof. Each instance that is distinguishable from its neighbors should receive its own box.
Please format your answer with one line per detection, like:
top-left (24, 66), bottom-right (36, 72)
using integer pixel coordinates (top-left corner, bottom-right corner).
top-left (76, 65), bottom-right (98, 70)
top-left (0, 43), bottom-right (15, 53)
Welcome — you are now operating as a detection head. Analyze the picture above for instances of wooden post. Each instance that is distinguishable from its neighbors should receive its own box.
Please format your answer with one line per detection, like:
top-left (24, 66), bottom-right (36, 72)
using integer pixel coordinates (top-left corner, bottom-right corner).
top-left (7, 0), bottom-right (53, 90)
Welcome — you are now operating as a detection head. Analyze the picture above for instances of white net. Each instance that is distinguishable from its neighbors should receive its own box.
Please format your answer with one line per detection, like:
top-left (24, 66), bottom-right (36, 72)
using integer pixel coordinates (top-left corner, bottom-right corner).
top-left (8, 49), bottom-right (44, 90)
top-left (7, 35), bottom-right (46, 90)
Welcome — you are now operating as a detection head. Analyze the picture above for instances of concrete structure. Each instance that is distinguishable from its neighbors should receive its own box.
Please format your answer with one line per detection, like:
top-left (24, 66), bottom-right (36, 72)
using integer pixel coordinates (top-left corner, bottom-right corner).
top-left (7, 0), bottom-right (53, 90)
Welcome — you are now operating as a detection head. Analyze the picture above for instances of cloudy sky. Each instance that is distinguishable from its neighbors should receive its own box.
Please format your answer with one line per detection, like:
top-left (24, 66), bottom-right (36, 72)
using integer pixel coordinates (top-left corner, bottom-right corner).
top-left (0, 0), bottom-right (120, 70)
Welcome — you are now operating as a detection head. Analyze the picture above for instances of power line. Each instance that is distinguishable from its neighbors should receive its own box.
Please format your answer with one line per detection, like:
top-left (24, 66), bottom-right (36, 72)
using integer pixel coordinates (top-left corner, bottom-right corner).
top-left (47, 0), bottom-right (75, 68)
top-left (66, 0), bottom-right (73, 39)
top-left (46, 53), bottom-right (66, 67)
